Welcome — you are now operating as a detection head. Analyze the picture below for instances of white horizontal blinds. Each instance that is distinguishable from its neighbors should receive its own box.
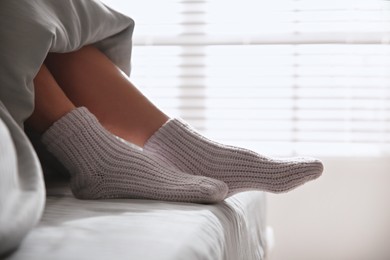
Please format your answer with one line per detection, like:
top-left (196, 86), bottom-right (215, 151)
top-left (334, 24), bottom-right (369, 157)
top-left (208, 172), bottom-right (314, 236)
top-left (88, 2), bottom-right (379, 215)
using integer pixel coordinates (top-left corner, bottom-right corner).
top-left (102, 0), bottom-right (390, 156)
top-left (201, 44), bottom-right (390, 156)
top-left (126, 0), bottom-right (390, 45)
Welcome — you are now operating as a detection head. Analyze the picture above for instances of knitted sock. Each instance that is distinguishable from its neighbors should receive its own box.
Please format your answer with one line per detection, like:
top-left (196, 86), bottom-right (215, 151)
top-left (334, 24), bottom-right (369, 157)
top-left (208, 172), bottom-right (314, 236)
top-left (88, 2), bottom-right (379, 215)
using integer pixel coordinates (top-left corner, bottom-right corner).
top-left (41, 108), bottom-right (228, 203)
top-left (144, 119), bottom-right (323, 195)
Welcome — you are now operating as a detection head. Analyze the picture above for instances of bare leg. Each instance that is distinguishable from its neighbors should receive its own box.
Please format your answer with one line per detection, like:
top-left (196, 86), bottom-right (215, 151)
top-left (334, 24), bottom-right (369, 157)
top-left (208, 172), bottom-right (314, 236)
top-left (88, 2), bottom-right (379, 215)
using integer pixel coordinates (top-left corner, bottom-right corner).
top-left (45, 45), bottom-right (168, 147)
top-left (25, 64), bottom-right (75, 133)
top-left (25, 61), bottom-right (228, 203)
top-left (40, 45), bottom-right (322, 195)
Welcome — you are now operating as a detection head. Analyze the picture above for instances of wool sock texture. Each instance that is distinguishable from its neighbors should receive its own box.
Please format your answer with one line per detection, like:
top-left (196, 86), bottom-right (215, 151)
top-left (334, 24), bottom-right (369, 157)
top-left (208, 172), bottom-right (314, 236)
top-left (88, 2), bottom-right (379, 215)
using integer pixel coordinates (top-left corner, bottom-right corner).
top-left (41, 107), bottom-right (228, 203)
top-left (144, 119), bottom-right (324, 195)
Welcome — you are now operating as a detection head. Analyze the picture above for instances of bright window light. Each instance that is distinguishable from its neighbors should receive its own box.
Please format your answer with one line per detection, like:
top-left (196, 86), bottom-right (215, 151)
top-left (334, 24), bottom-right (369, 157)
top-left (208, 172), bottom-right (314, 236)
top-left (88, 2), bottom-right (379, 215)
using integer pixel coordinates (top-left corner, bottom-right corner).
top-left (102, 0), bottom-right (390, 157)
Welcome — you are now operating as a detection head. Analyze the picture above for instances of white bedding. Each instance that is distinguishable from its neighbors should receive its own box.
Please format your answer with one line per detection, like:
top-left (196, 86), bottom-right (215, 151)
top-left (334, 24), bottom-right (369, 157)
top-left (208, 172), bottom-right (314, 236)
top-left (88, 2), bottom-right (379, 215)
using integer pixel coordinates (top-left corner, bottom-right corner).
top-left (6, 178), bottom-right (270, 260)
top-left (0, 0), bottom-right (134, 255)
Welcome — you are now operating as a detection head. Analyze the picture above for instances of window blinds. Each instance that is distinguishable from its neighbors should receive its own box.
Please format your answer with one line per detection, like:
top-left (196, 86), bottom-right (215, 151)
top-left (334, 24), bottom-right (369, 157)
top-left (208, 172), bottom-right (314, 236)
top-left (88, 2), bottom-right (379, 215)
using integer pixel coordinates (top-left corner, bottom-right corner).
top-left (102, 0), bottom-right (390, 157)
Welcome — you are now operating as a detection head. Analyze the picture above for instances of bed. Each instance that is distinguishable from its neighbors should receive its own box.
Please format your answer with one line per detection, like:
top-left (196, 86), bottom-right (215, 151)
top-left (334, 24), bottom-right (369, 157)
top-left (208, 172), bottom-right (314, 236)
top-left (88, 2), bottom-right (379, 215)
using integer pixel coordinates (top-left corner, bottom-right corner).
top-left (5, 175), bottom-right (272, 260)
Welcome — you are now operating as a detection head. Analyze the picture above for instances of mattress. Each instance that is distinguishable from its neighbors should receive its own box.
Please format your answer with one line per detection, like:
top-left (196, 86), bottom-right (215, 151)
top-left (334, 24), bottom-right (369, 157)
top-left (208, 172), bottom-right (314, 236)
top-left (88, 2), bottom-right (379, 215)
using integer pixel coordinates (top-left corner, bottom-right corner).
top-left (5, 177), bottom-right (271, 260)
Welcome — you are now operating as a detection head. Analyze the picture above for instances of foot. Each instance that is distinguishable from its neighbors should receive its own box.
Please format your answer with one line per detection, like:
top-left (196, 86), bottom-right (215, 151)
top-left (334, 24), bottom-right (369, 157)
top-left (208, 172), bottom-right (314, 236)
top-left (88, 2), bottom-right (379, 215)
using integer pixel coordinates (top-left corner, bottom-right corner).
top-left (42, 108), bottom-right (228, 203)
top-left (144, 119), bottom-right (323, 195)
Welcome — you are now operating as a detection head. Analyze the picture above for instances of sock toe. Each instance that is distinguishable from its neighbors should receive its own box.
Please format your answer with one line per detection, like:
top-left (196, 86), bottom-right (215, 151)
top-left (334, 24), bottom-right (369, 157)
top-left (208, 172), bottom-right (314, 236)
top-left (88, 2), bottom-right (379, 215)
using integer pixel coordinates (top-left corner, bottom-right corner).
top-left (198, 178), bottom-right (228, 203)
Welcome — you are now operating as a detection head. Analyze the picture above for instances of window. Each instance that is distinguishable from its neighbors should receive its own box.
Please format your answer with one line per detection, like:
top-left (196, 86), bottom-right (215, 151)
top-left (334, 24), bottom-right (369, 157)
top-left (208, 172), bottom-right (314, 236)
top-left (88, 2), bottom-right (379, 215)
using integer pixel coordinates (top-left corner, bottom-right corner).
top-left (102, 0), bottom-right (390, 157)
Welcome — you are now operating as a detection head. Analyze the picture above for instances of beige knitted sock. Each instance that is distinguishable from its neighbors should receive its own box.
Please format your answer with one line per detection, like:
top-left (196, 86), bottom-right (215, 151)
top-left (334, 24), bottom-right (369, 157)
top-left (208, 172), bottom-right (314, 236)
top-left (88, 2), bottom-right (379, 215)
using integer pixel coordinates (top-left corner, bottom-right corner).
top-left (41, 108), bottom-right (228, 203)
top-left (144, 119), bottom-right (323, 195)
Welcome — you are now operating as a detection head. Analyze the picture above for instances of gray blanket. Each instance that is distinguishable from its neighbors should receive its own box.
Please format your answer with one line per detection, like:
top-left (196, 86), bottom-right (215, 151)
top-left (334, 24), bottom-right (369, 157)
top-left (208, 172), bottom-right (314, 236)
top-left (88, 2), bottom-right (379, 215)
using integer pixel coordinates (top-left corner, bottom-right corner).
top-left (0, 0), bottom-right (134, 255)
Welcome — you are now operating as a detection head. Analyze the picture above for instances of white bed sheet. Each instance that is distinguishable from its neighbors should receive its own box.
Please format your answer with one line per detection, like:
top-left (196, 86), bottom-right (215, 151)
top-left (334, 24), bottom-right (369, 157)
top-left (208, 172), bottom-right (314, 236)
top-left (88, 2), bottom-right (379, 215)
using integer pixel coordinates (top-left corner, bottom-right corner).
top-left (6, 179), bottom-right (270, 260)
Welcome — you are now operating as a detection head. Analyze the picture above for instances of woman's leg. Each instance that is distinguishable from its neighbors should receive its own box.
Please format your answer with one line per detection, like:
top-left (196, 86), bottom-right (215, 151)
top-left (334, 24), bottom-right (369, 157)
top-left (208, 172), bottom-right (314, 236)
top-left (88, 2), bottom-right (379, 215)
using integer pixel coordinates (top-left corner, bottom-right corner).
top-left (25, 64), bottom-right (75, 133)
top-left (25, 63), bottom-right (228, 203)
top-left (44, 45), bottom-right (323, 194)
top-left (45, 45), bottom-right (168, 147)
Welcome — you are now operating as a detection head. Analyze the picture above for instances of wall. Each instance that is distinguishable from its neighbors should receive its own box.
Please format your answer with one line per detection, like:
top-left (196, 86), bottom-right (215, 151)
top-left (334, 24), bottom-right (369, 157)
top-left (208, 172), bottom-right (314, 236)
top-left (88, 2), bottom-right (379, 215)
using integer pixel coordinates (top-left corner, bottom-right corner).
top-left (267, 157), bottom-right (390, 260)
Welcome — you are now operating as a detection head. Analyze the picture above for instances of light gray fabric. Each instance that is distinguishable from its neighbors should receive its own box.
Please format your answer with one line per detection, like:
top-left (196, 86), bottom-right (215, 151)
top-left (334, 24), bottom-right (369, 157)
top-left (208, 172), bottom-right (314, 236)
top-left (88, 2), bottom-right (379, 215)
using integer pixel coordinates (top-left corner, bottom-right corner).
top-left (0, 105), bottom-right (45, 257)
top-left (0, 0), bottom-right (134, 255)
top-left (0, 0), bottom-right (134, 128)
